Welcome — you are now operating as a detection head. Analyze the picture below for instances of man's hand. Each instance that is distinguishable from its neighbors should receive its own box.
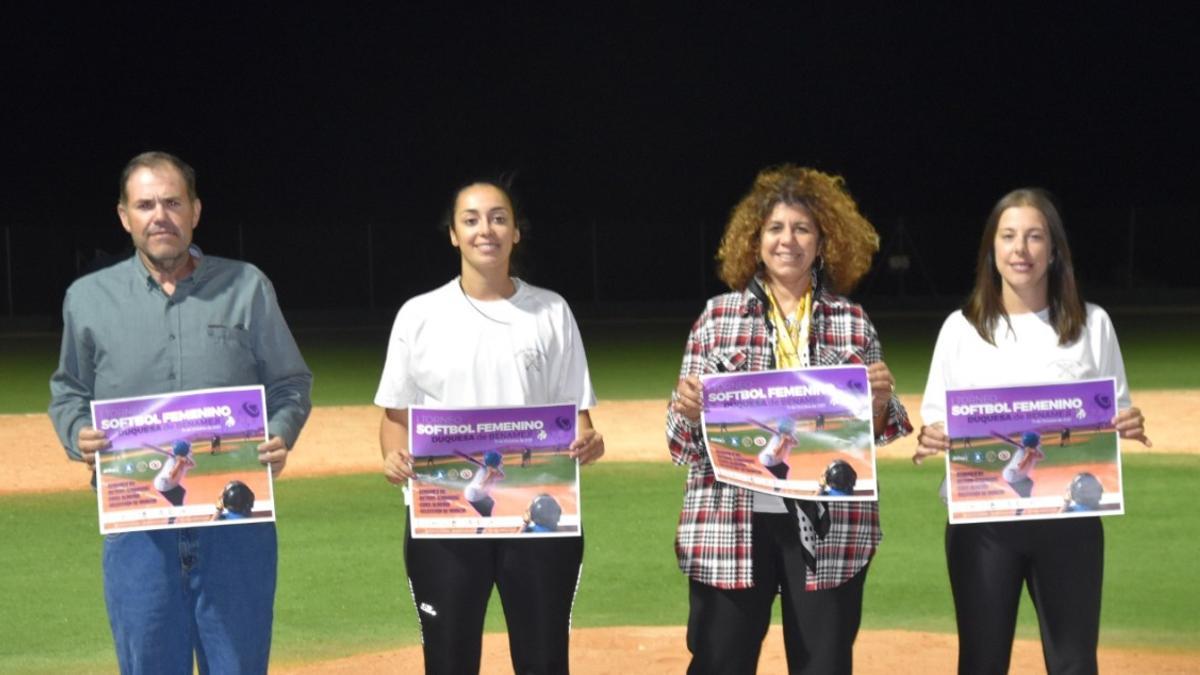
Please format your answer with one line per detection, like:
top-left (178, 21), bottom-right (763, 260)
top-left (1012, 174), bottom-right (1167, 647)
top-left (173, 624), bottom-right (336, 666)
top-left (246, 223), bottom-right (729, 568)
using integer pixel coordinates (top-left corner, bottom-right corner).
top-left (257, 436), bottom-right (290, 477)
top-left (77, 426), bottom-right (110, 467)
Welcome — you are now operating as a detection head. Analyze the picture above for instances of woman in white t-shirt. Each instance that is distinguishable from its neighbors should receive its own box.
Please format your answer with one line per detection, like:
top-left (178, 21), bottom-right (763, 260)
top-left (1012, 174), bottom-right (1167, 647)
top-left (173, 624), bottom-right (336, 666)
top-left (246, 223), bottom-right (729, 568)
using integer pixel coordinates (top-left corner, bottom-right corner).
top-left (914, 188), bottom-right (1151, 674)
top-left (375, 179), bottom-right (605, 675)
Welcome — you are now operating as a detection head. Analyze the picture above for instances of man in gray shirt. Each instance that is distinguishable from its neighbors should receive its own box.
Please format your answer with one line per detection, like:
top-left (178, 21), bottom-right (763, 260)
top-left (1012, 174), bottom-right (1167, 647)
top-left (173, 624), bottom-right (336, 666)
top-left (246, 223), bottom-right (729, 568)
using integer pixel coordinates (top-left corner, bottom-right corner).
top-left (49, 151), bottom-right (312, 675)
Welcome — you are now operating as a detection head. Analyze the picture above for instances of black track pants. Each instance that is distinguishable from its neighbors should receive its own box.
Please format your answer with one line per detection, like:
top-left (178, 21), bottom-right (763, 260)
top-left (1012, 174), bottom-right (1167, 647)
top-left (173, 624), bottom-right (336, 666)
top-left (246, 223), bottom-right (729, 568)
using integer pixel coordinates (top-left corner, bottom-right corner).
top-left (404, 525), bottom-right (584, 675)
top-left (946, 518), bottom-right (1103, 675)
top-left (686, 513), bottom-right (868, 675)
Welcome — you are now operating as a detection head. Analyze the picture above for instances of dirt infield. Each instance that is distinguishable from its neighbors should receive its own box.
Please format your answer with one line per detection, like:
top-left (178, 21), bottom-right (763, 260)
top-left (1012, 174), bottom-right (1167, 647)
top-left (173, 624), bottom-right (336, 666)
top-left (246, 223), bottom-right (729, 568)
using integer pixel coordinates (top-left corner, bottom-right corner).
top-left (274, 626), bottom-right (1200, 674)
top-left (6, 392), bottom-right (1197, 673)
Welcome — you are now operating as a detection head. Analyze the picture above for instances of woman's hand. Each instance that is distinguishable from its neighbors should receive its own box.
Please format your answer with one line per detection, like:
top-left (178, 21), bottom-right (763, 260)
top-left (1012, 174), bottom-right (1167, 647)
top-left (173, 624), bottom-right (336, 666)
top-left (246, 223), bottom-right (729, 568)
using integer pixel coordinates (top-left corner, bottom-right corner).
top-left (913, 422), bottom-right (950, 465)
top-left (1113, 407), bottom-right (1152, 447)
top-left (672, 375), bottom-right (703, 423)
top-left (868, 361), bottom-right (896, 420)
top-left (383, 448), bottom-right (416, 484)
top-left (570, 428), bottom-right (606, 465)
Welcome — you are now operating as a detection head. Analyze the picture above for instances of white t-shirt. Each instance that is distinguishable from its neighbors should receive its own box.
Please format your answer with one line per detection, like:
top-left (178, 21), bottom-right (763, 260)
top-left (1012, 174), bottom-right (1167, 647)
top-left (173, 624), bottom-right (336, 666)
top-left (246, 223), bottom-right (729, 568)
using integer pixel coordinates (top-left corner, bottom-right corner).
top-left (921, 304), bottom-right (1132, 426)
top-left (464, 467), bottom-right (503, 502)
top-left (374, 278), bottom-right (597, 410)
top-left (920, 304), bottom-right (1131, 501)
top-left (1001, 446), bottom-right (1037, 483)
top-left (757, 433), bottom-right (792, 467)
top-left (153, 455), bottom-right (188, 492)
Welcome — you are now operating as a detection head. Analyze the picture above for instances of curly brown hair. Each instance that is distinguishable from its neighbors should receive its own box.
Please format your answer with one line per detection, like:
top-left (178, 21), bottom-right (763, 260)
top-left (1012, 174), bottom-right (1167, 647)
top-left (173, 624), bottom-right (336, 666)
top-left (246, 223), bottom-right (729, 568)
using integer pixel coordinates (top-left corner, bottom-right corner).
top-left (716, 165), bottom-right (880, 294)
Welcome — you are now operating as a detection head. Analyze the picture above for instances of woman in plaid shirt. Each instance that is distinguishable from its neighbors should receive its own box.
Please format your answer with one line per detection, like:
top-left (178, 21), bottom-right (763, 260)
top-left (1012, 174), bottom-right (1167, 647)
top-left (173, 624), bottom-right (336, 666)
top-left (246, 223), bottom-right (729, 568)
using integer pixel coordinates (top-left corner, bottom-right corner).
top-left (667, 165), bottom-right (912, 674)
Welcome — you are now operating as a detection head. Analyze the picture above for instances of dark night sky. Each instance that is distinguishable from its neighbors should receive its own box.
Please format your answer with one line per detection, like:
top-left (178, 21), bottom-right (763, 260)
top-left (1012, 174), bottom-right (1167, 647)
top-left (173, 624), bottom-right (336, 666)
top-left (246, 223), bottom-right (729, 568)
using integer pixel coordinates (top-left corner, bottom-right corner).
top-left (4, 3), bottom-right (1199, 312)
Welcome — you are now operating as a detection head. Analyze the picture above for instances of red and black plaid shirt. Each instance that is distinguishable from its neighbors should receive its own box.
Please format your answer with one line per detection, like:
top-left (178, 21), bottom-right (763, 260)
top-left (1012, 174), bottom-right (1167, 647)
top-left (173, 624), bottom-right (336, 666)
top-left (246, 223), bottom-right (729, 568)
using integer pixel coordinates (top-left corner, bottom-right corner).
top-left (666, 281), bottom-right (912, 590)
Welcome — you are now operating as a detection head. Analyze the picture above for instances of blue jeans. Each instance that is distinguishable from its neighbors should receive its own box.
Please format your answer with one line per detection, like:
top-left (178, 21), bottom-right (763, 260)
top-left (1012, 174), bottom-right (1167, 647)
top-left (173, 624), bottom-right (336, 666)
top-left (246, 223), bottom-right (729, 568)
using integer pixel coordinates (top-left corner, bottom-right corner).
top-left (102, 523), bottom-right (277, 675)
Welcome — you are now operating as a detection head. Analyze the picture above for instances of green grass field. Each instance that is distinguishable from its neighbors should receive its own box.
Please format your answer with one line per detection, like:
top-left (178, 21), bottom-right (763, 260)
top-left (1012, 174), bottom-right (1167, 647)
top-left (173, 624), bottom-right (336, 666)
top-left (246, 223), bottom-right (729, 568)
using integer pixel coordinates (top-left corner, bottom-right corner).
top-left (1, 456), bottom-right (1197, 673)
top-left (7, 312), bottom-right (1199, 414)
top-left (2, 311), bottom-right (1197, 671)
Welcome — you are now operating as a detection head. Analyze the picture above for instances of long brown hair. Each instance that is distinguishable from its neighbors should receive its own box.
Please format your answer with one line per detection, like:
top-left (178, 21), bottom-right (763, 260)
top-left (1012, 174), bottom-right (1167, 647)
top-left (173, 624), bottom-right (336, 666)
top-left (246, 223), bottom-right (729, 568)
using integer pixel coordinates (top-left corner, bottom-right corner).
top-left (963, 188), bottom-right (1085, 345)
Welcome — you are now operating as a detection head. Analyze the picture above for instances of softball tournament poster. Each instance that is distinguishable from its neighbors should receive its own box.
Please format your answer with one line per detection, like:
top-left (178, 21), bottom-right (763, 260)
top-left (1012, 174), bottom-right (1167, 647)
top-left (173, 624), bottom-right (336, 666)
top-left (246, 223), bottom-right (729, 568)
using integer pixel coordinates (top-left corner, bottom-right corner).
top-left (407, 403), bottom-right (580, 538)
top-left (90, 385), bottom-right (274, 534)
top-left (699, 366), bottom-right (878, 501)
top-left (945, 377), bottom-right (1124, 524)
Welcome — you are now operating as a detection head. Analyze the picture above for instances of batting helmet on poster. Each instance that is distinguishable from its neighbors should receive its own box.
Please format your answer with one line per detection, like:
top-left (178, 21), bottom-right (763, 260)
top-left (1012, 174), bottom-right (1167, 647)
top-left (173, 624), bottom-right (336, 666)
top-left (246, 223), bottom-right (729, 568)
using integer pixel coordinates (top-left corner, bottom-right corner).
top-left (221, 480), bottom-right (256, 517)
top-left (172, 440), bottom-right (192, 456)
top-left (529, 494), bottom-right (562, 531)
top-left (484, 450), bottom-right (503, 468)
top-left (1068, 472), bottom-right (1103, 510)
top-left (778, 418), bottom-right (796, 436)
top-left (1021, 431), bottom-right (1041, 448)
top-left (823, 459), bottom-right (858, 494)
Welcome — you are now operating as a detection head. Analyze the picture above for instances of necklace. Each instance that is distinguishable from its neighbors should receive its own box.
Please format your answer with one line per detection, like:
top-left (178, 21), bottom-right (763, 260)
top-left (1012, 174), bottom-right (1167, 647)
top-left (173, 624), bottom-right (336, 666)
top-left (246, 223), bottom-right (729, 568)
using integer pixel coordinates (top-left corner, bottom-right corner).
top-left (459, 277), bottom-right (512, 325)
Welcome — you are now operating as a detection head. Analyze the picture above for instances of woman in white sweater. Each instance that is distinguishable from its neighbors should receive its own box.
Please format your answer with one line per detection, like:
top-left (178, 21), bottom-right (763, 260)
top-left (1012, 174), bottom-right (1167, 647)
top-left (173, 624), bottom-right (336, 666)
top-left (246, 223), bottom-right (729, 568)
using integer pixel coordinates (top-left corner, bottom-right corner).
top-left (914, 188), bottom-right (1151, 675)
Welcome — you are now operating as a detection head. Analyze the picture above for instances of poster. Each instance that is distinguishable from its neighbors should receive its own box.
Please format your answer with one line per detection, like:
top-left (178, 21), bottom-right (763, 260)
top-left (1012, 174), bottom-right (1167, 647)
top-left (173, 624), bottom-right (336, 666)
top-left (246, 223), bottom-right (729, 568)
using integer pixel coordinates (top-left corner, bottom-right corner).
top-left (408, 403), bottom-right (580, 538)
top-left (945, 378), bottom-right (1123, 524)
top-left (92, 386), bottom-right (273, 534)
top-left (700, 366), bottom-right (877, 500)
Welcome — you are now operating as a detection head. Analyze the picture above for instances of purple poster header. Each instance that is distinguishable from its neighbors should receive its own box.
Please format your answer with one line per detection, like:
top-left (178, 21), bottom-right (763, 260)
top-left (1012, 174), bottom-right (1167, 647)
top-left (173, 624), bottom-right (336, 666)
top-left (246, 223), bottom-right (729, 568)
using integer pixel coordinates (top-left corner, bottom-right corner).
top-left (703, 366), bottom-right (870, 424)
top-left (91, 386), bottom-right (267, 450)
top-left (410, 403), bottom-right (577, 457)
top-left (946, 378), bottom-right (1118, 438)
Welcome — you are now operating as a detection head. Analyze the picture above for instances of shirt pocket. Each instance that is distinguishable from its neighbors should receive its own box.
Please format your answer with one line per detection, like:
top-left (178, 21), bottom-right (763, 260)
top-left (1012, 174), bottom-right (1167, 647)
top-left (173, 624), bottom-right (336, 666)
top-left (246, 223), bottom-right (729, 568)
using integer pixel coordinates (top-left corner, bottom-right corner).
top-left (187, 325), bottom-right (257, 386)
top-left (813, 345), bottom-right (864, 367)
top-left (705, 348), bottom-right (749, 374)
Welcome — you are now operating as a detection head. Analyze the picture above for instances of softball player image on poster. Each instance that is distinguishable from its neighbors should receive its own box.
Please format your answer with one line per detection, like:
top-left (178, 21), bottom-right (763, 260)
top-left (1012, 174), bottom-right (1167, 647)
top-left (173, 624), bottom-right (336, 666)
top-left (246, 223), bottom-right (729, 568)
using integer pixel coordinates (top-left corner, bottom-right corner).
top-left (463, 450), bottom-right (505, 517)
top-left (376, 178), bottom-right (605, 675)
top-left (147, 440), bottom-right (196, 507)
top-left (1061, 472), bottom-right (1104, 513)
top-left (914, 188), bottom-right (1151, 674)
top-left (989, 430), bottom-right (1046, 499)
top-left (212, 480), bottom-right (256, 521)
top-left (668, 165), bottom-right (912, 674)
top-left (523, 494), bottom-right (563, 533)
top-left (755, 417), bottom-right (797, 479)
top-left (818, 459), bottom-right (858, 497)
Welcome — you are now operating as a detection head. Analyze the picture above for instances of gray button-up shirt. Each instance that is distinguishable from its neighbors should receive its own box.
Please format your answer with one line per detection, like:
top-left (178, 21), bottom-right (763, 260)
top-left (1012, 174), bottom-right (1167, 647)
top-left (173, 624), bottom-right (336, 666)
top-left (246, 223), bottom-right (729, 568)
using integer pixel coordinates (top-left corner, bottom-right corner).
top-left (49, 253), bottom-right (313, 461)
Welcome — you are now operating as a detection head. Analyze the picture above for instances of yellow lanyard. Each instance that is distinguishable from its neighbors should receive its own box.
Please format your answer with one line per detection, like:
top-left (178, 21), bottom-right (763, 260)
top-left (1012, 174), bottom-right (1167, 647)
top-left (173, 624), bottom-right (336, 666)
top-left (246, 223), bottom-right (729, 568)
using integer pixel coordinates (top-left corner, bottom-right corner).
top-left (764, 284), bottom-right (812, 368)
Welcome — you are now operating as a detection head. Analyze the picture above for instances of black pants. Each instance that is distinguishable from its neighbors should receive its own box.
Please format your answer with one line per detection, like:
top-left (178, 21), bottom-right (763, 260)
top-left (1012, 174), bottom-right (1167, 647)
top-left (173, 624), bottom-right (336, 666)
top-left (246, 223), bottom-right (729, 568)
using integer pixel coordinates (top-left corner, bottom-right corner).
top-left (159, 485), bottom-right (186, 506)
top-left (946, 518), bottom-right (1103, 675)
top-left (404, 524), bottom-right (584, 675)
top-left (765, 462), bottom-right (790, 480)
top-left (686, 513), bottom-right (868, 675)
